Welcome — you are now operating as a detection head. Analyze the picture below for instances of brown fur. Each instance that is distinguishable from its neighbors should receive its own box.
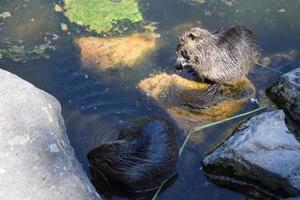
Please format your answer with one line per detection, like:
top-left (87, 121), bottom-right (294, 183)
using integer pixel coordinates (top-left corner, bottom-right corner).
top-left (87, 116), bottom-right (178, 192)
top-left (176, 26), bottom-right (260, 85)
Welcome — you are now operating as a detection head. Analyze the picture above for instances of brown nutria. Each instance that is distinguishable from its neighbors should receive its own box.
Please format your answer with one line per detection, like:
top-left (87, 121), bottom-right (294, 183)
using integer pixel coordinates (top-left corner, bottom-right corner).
top-left (87, 116), bottom-right (178, 192)
top-left (176, 25), bottom-right (260, 96)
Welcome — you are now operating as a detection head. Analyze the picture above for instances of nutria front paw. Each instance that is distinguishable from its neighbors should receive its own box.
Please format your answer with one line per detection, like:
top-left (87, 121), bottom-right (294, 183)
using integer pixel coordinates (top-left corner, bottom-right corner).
top-left (204, 83), bottom-right (222, 97)
top-left (198, 73), bottom-right (205, 82)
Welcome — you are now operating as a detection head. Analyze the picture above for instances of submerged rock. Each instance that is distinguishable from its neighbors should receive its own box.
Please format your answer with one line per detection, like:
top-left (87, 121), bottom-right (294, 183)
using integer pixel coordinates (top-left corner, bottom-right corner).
top-left (76, 33), bottom-right (158, 69)
top-left (267, 67), bottom-right (300, 123)
top-left (0, 69), bottom-right (101, 200)
top-left (0, 11), bottom-right (11, 19)
top-left (139, 73), bottom-right (255, 131)
top-left (54, 4), bottom-right (63, 13)
top-left (259, 49), bottom-right (298, 68)
top-left (202, 110), bottom-right (300, 198)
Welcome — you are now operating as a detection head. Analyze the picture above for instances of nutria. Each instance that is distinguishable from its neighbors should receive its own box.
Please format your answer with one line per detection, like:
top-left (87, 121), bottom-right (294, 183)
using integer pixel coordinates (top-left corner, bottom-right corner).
top-left (176, 25), bottom-right (260, 96)
top-left (87, 116), bottom-right (178, 192)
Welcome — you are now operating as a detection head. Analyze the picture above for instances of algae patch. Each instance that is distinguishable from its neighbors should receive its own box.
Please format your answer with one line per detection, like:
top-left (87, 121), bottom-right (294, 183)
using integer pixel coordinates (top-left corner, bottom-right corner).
top-left (0, 40), bottom-right (56, 63)
top-left (63, 0), bottom-right (144, 33)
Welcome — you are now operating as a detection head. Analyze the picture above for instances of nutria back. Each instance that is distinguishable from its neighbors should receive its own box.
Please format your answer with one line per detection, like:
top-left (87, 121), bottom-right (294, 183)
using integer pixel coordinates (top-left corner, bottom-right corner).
top-left (87, 116), bottom-right (178, 192)
top-left (176, 26), bottom-right (260, 84)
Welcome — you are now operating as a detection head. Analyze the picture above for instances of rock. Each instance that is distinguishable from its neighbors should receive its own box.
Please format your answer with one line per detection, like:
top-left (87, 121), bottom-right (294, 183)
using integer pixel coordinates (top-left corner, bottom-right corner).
top-left (202, 110), bottom-right (300, 198)
top-left (75, 33), bottom-right (158, 69)
top-left (169, 22), bottom-right (198, 35)
top-left (259, 49), bottom-right (298, 68)
top-left (0, 69), bottom-right (101, 200)
top-left (267, 67), bottom-right (300, 123)
top-left (61, 23), bottom-right (68, 31)
top-left (139, 73), bottom-right (255, 131)
top-left (54, 4), bottom-right (63, 13)
top-left (0, 11), bottom-right (11, 19)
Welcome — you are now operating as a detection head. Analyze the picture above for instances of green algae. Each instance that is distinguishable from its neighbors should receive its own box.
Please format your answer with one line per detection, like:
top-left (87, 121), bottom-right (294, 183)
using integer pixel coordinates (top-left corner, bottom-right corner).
top-left (63, 0), bottom-right (144, 34)
top-left (0, 41), bottom-right (56, 63)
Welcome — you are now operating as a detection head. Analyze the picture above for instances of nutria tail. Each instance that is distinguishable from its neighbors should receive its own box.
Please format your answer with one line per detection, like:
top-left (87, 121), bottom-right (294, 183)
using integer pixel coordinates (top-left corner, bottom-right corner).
top-left (87, 116), bottom-right (178, 192)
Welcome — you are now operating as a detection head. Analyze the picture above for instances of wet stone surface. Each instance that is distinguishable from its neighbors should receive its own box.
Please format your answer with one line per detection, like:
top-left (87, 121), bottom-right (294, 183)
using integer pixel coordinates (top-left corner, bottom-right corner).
top-left (267, 67), bottom-right (300, 123)
top-left (0, 69), bottom-right (101, 200)
top-left (139, 73), bottom-right (256, 131)
top-left (202, 110), bottom-right (300, 198)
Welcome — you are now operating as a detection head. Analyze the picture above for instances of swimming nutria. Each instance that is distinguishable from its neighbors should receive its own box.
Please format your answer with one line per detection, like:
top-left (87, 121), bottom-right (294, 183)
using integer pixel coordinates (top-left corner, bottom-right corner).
top-left (176, 25), bottom-right (260, 96)
top-left (87, 116), bottom-right (178, 192)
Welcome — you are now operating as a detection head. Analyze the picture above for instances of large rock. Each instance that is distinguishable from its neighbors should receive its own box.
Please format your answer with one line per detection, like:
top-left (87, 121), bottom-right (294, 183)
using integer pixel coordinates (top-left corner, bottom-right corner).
top-left (139, 73), bottom-right (255, 131)
top-left (0, 69), bottom-right (101, 200)
top-left (202, 110), bottom-right (300, 198)
top-left (267, 67), bottom-right (300, 123)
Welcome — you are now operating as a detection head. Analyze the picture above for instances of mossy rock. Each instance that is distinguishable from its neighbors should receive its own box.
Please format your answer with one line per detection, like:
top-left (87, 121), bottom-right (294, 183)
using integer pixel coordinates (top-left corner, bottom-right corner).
top-left (63, 0), bottom-right (144, 34)
top-left (139, 73), bottom-right (256, 131)
top-left (75, 33), bottom-right (158, 69)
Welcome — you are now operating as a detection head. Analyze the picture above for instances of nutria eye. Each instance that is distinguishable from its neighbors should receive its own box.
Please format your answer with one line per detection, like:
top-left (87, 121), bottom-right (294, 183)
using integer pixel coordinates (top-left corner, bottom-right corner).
top-left (188, 33), bottom-right (196, 40)
top-left (104, 159), bottom-right (113, 168)
top-left (181, 50), bottom-right (189, 60)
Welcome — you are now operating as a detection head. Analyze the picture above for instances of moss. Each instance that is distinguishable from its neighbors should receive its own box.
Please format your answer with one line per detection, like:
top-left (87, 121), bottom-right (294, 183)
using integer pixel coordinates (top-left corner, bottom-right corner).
top-left (139, 73), bottom-right (256, 131)
top-left (63, 0), bottom-right (144, 34)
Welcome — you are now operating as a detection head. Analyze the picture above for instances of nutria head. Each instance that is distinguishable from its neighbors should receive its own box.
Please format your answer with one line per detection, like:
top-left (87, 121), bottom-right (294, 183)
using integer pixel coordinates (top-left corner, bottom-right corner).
top-left (176, 27), bottom-right (214, 70)
top-left (87, 117), bottom-right (178, 192)
top-left (88, 140), bottom-right (128, 177)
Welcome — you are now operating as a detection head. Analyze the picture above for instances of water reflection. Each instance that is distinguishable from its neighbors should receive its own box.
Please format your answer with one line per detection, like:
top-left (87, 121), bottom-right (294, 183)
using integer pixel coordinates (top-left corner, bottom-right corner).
top-left (0, 0), bottom-right (299, 199)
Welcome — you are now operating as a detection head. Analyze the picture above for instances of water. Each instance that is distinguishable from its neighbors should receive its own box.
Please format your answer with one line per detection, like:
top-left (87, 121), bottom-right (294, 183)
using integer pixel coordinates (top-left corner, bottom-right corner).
top-left (1, 0), bottom-right (299, 199)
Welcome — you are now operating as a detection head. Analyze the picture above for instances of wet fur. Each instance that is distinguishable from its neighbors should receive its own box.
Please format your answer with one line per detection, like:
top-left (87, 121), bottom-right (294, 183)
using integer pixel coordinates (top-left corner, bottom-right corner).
top-left (176, 26), bottom-right (260, 84)
top-left (87, 116), bottom-right (178, 192)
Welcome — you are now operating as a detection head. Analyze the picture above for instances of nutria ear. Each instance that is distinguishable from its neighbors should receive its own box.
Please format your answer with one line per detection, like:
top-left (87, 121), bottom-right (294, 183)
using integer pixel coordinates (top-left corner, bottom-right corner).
top-left (179, 35), bottom-right (184, 42)
top-left (187, 33), bottom-right (196, 40)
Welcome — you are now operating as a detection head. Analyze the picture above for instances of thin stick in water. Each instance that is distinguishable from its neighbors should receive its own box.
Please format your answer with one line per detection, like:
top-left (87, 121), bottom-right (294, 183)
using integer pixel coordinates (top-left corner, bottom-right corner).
top-left (255, 63), bottom-right (284, 74)
top-left (151, 105), bottom-right (268, 200)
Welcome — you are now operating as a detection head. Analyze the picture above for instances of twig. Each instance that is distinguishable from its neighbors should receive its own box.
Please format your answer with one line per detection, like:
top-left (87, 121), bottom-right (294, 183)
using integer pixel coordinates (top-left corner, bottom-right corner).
top-left (151, 105), bottom-right (268, 200)
top-left (255, 63), bottom-right (284, 74)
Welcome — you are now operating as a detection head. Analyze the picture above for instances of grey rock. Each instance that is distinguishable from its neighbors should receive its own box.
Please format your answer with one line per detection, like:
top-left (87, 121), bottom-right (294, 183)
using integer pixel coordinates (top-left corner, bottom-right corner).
top-left (202, 110), bottom-right (300, 198)
top-left (0, 69), bottom-right (101, 200)
top-left (267, 67), bottom-right (300, 123)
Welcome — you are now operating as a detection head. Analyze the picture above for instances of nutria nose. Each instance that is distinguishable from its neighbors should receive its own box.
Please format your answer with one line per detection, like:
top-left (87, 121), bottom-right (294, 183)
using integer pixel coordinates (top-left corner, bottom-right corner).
top-left (87, 151), bottom-right (96, 165)
top-left (175, 64), bottom-right (183, 70)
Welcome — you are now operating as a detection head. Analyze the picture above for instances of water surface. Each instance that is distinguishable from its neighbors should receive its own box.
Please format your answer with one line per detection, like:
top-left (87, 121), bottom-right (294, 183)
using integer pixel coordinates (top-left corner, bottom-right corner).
top-left (1, 0), bottom-right (299, 199)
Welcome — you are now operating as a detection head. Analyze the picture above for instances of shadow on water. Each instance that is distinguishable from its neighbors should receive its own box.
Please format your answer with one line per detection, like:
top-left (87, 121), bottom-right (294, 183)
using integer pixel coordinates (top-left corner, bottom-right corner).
top-left (1, 0), bottom-right (300, 199)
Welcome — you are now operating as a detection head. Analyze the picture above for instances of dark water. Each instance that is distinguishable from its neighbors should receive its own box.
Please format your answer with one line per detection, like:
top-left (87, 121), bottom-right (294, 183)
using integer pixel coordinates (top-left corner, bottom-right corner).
top-left (1, 0), bottom-right (299, 199)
